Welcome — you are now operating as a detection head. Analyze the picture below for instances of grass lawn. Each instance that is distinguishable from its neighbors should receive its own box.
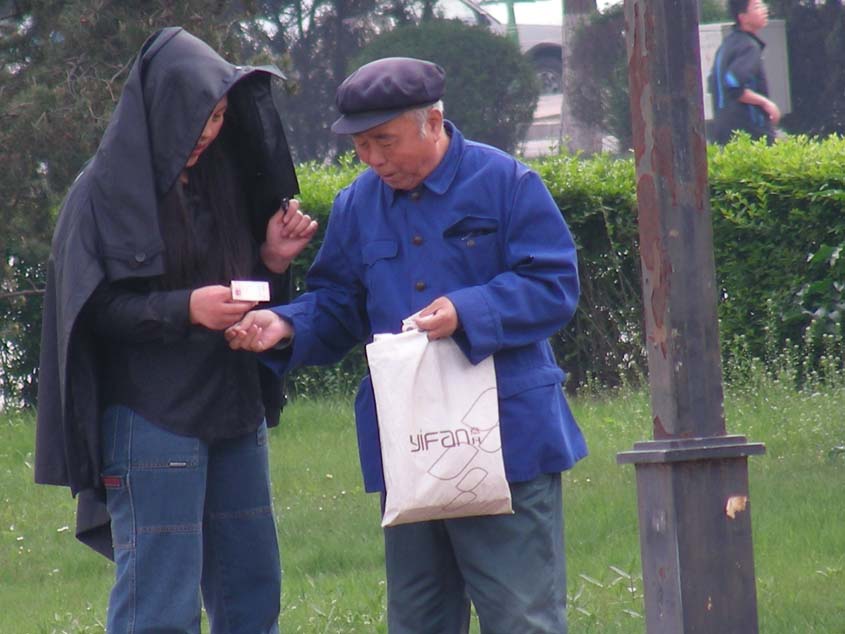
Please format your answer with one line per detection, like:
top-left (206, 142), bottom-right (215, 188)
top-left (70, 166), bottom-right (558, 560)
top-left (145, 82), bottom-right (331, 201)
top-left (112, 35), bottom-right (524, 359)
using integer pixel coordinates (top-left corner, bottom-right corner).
top-left (1, 378), bottom-right (843, 633)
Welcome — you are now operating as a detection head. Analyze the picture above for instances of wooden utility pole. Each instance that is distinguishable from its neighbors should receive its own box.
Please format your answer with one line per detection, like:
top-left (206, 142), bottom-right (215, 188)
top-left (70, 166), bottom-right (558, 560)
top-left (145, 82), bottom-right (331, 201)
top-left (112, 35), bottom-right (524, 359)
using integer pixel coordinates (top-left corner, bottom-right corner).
top-left (617, 0), bottom-right (766, 631)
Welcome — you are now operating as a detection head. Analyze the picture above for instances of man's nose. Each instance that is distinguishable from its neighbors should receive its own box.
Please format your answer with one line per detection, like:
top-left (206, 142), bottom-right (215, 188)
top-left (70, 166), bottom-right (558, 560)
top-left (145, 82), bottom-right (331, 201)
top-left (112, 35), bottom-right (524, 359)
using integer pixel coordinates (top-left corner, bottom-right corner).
top-left (367, 146), bottom-right (386, 167)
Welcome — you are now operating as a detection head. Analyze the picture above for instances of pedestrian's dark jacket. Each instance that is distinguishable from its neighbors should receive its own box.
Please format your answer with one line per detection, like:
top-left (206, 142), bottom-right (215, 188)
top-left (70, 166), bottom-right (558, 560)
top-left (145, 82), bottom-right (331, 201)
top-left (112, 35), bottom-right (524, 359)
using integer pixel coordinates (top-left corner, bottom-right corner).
top-left (709, 27), bottom-right (775, 145)
top-left (34, 27), bottom-right (299, 559)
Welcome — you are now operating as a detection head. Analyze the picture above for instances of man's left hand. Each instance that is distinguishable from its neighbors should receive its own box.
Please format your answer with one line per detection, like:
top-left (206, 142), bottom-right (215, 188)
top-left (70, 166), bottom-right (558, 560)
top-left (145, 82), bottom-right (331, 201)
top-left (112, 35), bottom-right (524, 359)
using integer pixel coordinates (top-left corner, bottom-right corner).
top-left (261, 198), bottom-right (319, 273)
top-left (225, 309), bottom-right (292, 351)
top-left (415, 296), bottom-right (459, 340)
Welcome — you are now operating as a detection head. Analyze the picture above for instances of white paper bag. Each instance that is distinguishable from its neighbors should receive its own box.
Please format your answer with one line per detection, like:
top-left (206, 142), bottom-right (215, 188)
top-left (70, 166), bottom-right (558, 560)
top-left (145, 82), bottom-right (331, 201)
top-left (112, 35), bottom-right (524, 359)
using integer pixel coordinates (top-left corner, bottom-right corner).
top-left (366, 328), bottom-right (513, 527)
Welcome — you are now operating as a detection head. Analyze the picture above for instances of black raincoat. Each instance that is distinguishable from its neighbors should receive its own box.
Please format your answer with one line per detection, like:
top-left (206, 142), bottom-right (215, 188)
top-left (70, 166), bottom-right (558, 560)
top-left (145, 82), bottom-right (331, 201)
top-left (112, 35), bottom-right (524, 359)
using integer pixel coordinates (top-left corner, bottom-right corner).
top-left (34, 27), bottom-right (299, 559)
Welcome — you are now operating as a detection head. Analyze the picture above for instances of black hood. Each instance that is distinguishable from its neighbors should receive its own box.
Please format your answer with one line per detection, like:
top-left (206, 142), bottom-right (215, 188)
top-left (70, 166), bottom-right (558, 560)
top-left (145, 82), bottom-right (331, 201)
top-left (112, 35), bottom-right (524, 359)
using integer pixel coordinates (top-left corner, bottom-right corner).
top-left (86, 26), bottom-right (298, 281)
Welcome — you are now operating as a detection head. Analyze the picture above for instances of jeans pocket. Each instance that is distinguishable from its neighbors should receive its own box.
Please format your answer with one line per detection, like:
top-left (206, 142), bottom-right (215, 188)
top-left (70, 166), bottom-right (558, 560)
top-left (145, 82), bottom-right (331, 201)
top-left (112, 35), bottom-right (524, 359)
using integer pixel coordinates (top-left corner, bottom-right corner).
top-left (101, 408), bottom-right (207, 550)
top-left (128, 413), bottom-right (201, 470)
top-left (101, 405), bottom-right (131, 468)
top-left (104, 473), bottom-right (134, 551)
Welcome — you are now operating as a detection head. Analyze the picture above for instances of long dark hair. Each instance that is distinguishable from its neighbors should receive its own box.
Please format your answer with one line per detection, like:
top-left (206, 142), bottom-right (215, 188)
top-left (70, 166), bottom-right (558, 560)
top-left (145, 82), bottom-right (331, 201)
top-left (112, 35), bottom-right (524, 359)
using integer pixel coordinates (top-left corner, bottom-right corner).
top-left (158, 135), bottom-right (255, 289)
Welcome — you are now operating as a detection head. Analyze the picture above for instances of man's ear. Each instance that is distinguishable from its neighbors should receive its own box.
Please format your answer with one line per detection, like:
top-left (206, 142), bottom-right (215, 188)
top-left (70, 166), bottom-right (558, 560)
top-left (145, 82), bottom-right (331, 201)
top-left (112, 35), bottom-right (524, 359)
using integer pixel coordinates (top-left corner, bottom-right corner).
top-left (427, 108), bottom-right (444, 139)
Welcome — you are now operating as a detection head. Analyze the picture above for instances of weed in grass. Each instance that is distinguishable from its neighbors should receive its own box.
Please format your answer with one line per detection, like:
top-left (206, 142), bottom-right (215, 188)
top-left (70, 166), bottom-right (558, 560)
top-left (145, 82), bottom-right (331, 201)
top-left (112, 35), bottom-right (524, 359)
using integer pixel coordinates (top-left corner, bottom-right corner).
top-left (568, 562), bottom-right (644, 630)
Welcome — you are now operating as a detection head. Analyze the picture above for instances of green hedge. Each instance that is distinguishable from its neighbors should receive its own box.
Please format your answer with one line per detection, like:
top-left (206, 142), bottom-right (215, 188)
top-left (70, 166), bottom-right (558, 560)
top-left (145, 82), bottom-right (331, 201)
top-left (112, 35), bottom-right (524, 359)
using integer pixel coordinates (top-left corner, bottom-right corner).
top-left (289, 134), bottom-right (845, 395)
top-left (709, 134), bottom-right (845, 382)
top-left (3, 135), bottom-right (844, 404)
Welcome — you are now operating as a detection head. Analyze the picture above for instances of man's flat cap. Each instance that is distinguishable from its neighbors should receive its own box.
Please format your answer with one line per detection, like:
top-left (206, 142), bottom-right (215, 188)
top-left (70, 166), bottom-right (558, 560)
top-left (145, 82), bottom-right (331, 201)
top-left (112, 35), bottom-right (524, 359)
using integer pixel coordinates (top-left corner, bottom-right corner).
top-left (331, 57), bottom-right (445, 135)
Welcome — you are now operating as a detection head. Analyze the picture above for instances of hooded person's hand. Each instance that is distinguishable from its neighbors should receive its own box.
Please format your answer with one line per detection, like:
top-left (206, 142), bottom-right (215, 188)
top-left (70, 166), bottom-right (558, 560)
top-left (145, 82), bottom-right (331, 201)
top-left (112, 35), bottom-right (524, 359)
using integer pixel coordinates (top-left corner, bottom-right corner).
top-left (189, 285), bottom-right (256, 330)
top-left (260, 199), bottom-right (319, 273)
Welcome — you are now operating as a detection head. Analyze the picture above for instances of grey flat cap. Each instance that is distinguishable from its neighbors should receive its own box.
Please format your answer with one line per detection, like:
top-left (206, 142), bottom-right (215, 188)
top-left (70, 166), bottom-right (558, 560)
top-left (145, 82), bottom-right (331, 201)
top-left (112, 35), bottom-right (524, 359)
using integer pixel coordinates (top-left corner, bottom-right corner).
top-left (331, 57), bottom-right (445, 135)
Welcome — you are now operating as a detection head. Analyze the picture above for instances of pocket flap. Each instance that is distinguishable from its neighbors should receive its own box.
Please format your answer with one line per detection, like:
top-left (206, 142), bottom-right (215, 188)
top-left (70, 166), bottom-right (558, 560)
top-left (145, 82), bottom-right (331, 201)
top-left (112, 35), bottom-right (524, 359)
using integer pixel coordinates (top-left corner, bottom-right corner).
top-left (362, 240), bottom-right (398, 265)
top-left (443, 216), bottom-right (499, 238)
top-left (497, 367), bottom-right (565, 398)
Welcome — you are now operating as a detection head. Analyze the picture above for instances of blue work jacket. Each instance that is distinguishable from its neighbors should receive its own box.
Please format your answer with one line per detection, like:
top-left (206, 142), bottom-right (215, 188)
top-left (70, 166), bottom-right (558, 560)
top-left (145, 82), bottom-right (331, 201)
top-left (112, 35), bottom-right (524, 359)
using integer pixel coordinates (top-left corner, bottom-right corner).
top-left (269, 122), bottom-right (587, 492)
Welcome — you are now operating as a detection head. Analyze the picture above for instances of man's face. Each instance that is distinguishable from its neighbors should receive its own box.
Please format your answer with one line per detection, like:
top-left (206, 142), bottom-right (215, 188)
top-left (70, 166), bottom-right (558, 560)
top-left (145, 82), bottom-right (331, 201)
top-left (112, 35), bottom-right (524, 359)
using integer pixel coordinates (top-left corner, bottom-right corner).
top-left (740, 0), bottom-right (769, 32)
top-left (351, 109), bottom-right (442, 191)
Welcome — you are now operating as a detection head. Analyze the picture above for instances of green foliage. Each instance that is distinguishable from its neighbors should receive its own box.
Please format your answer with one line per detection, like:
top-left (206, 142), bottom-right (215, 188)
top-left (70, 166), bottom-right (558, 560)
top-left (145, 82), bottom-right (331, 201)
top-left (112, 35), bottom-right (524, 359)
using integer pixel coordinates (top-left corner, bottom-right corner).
top-left (531, 151), bottom-right (641, 389)
top-left (270, 0), bottom-right (381, 163)
top-left (700, 0), bottom-right (730, 24)
top-left (352, 19), bottom-right (540, 153)
top-left (0, 1), bottom-right (267, 406)
top-left (1, 1), bottom-right (451, 404)
top-left (529, 134), bottom-right (845, 390)
top-left (568, 3), bottom-right (631, 150)
top-left (283, 156), bottom-right (370, 398)
top-left (291, 153), bottom-right (367, 279)
top-left (5, 124), bottom-right (845, 401)
top-left (536, 134), bottom-right (845, 391)
top-left (708, 133), bottom-right (845, 382)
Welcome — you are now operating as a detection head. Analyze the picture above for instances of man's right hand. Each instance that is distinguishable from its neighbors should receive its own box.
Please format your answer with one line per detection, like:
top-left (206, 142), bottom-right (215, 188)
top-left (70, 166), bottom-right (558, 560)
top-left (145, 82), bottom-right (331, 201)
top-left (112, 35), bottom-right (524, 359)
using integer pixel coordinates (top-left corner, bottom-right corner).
top-left (740, 88), bottom-right (781, 125)
top-left (225, 309), bottom-right (292, 351)
top-left (763, 98), bottom-right (781, 125)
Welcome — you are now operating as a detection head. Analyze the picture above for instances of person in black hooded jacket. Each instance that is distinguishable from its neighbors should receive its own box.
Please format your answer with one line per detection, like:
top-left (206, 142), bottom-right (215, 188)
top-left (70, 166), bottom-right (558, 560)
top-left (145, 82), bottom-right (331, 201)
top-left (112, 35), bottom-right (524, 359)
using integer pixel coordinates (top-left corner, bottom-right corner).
top-left (34, 27), bottom-right (316, 633)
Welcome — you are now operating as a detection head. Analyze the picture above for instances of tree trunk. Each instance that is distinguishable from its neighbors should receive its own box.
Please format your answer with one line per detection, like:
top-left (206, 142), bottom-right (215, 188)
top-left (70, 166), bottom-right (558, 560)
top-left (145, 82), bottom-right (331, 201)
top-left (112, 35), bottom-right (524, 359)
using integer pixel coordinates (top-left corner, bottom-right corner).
top-left (560, 0), bottom-right (603, 153)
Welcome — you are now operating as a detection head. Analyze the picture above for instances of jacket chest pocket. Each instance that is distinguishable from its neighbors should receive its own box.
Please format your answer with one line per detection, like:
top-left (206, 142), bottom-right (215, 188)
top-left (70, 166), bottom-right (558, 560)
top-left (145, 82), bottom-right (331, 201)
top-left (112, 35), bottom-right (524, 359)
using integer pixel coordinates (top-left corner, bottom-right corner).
top-left (362, 239), bottom-right (399, 289)
top-left (442, 215), bottom-right (501, 282)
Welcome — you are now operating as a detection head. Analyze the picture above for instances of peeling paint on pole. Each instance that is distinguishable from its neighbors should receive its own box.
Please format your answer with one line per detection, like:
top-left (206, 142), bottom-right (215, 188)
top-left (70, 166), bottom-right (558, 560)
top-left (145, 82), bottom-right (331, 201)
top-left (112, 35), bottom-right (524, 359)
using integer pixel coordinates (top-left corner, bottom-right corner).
top-left (625, 0), bottom-right (724, 439)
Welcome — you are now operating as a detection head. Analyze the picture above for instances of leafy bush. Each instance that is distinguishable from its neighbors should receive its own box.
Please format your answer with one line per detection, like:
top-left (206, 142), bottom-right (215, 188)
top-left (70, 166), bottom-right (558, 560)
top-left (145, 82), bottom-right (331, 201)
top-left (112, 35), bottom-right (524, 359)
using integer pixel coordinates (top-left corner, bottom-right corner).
top-left (351, 19), bottom-right (539, 154)
top-left (708, 133), bottom-right (845, 381)
top-left (536, 133), bottom-right (845, 389)
top-left (567, 4), bottom-right (631, 151)
top-left (531, 151), bottom-right (642, 390)
top-left (5, 134), bottom-right (845, 404)
top-left (287, 155), bottom-right (369, 398)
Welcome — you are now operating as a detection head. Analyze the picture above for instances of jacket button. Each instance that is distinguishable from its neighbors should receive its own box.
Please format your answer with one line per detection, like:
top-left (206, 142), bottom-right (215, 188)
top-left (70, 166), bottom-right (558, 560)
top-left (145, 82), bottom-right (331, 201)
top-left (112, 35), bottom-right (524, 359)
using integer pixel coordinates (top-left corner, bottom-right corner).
top-left (415, 281), bottom-right (426, 291)
top-left (134, 253), bottom-right (146, 263)
top-left (412, 235), bottom-right (423, 246)
top-left (466, 239), bottom-right (476, 248)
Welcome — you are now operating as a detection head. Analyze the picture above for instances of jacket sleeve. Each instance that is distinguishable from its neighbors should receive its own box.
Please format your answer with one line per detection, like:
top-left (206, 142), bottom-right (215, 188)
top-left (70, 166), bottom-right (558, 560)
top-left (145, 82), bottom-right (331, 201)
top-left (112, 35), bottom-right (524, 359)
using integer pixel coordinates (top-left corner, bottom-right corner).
top-left (446, 171), bottom-right (579, 364)
top-left (723, 40), bottom-right (761, 100)
top-left (263, 199), bottom-right (371, 374)
top-left (82, 279), bottom-right (192, 343)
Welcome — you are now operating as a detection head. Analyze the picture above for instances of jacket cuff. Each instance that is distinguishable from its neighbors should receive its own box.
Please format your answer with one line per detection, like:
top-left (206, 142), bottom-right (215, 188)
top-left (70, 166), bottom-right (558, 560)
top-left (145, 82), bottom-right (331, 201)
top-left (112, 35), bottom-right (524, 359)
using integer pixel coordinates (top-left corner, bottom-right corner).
top-left (260, 303), bottom-right (311, 374)
top-left (163, 288), bottom-right (193, 339)
top-left (447, 286), bottom-right (501, 364)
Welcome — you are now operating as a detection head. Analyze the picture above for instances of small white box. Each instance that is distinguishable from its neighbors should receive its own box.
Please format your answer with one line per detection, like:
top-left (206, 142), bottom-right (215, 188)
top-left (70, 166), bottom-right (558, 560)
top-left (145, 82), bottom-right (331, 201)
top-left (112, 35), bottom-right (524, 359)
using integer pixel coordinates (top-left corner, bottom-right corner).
top-left (231, 280), bottom-right (270, 302)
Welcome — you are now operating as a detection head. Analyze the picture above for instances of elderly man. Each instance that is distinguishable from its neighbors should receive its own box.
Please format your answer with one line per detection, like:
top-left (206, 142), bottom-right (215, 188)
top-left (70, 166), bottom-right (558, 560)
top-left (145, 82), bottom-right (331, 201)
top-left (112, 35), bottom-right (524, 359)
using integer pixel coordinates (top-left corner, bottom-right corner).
top-left (226, 57), bottom-right (587, 633)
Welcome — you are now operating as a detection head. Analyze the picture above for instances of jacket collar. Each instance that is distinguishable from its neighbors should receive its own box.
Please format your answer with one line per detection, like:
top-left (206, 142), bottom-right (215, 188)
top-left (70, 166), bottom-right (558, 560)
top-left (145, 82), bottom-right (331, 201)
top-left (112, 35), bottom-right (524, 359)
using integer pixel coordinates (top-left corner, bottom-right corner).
top-left (386, 120), bottom-right (463, 204)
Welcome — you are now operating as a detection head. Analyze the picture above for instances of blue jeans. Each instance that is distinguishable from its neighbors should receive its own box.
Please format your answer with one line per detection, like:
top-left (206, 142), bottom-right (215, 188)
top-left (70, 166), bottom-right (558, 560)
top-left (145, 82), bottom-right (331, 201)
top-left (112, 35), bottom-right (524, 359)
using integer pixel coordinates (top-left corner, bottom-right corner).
top-left (384, 473), bottom-right (567, 634)
top-left (100, 405), bottom-right (281, 634)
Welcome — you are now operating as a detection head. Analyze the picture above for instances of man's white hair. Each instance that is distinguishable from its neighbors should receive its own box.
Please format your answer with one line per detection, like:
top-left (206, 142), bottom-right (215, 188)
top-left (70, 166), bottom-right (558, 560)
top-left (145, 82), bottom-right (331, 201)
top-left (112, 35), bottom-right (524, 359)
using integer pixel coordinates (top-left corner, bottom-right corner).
top-left (408, 101), bottom-right (444, 137)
